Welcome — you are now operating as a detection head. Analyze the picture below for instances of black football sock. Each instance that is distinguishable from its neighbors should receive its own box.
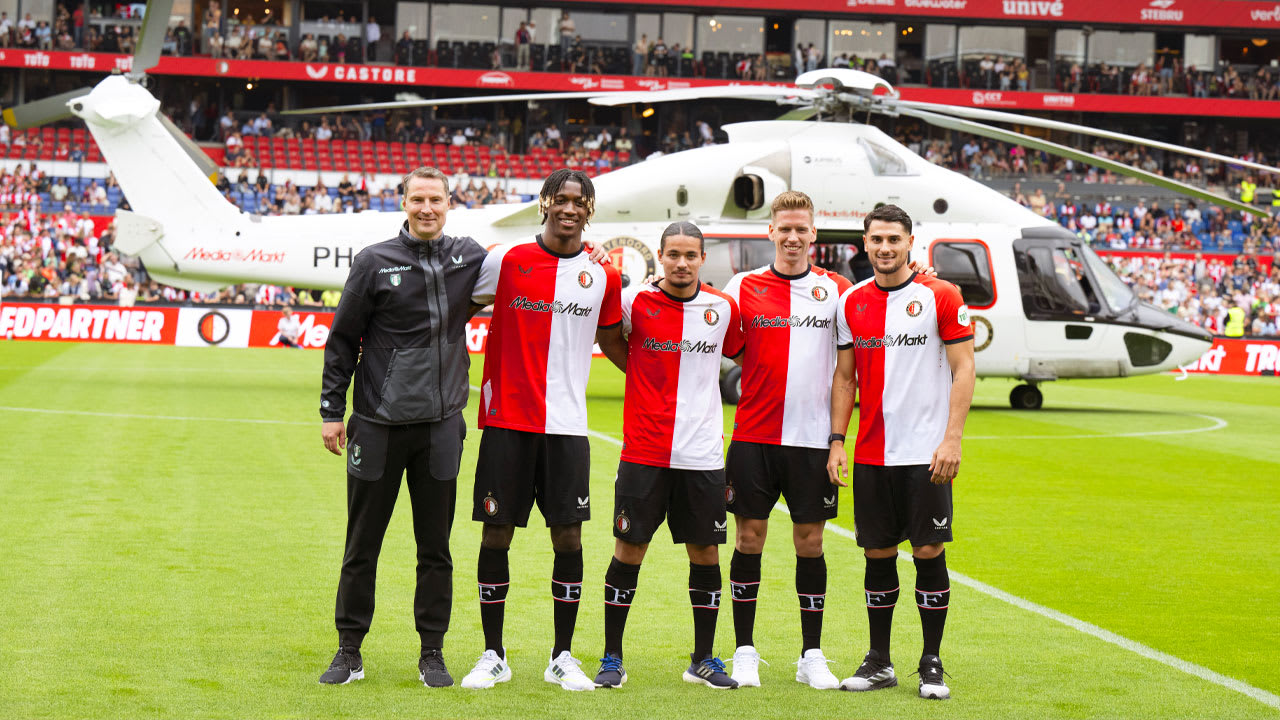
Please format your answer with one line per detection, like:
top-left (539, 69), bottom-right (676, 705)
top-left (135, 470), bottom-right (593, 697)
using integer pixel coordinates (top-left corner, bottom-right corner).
top-left (551, 549), bottom-right (584, 658)
top-left (795, 554), bottom-right (827, 654)
top-left (477, 546), bottom-right (510, 655)
top-left (729, 550), bottom-right (761, 648)
top-left (864, 554), bottom-right (900, 662)
top-left (689, 562), bottom-right (722, 661)
top-left (603, 557), bottom-right (641, 658)
top-left (914, 551), bottom-right (950, 658)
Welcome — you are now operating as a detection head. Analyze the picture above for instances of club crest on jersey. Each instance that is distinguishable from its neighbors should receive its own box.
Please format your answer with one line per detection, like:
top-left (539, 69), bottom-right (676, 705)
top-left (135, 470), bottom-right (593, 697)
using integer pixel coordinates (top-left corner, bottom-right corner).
top-left (482, 495), bottom-right (499, 517)
top-left (811, 286), bottom-right (828, 302)
top-left (350, 444), bottom-right (362, 466)
top-left (906, 300), bottom-right (923, 317)
top-left (615, 513), bottom-right (631, 534)
top-left (725, 485), bottom-right (736, 504)
top-left (389, 274), bottom-right (401, 287)
top-left (577, 270), bottom-right (594, 289)
top-left (704, 308), bottom-right (720, 326)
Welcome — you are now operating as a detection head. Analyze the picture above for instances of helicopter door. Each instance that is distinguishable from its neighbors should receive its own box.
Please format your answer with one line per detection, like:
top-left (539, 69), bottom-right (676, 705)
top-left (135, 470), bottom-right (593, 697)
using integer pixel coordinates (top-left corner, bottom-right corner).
top-left (1013, 231), bottom-right (1112, 363)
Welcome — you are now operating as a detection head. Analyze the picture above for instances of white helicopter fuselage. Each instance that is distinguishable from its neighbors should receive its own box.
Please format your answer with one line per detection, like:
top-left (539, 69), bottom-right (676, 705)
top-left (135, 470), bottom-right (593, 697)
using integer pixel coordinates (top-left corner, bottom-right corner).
top-left (70, 75), bottom-right (1210, 389)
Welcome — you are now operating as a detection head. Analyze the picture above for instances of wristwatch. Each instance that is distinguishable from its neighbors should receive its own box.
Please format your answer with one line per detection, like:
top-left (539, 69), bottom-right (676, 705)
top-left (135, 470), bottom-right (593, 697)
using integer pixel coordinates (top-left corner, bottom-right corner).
top-left (827, 433), bottom-right (845, 445)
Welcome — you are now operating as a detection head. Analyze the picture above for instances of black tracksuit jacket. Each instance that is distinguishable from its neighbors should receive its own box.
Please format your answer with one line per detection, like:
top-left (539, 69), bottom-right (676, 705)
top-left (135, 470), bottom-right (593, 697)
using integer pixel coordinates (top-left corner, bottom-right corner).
top-left (320, 224), bottom-right (486, 425)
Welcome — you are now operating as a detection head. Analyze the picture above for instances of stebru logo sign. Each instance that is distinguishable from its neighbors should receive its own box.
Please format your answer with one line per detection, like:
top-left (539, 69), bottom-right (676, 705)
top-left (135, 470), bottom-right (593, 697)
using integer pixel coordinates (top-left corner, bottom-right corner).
top-left (1140, 0), bottom-right (1183, 21)
top-left (749, 315), bottom-right (833, 329)
top-left (641, 337), bottom-right (720, 354)
top-left (509, 296), bottom-right (594, 317)
top-left (477, 71), bottom-right (514, 87)
top-left (854, 333), bottom-right (929, 349)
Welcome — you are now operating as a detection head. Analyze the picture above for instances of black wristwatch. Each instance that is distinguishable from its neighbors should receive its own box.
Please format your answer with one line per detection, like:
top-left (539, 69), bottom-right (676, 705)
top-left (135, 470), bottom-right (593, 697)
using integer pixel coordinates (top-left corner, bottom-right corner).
top-left (827, 433), bottom-right (845, 445)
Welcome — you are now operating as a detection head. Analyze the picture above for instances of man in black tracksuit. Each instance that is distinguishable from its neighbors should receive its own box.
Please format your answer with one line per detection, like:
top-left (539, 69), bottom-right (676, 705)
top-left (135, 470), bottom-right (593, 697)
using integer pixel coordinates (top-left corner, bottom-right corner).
top-left (317, 167), bottom-right (486, 687)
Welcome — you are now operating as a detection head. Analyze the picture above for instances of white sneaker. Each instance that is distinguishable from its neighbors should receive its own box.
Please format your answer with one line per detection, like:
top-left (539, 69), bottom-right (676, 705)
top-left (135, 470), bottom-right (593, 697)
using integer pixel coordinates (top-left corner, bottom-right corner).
top-left (730, 645), bottom-right (765, 687)
top-left (460, 649), bottom-right (511, 689)
top-left (795, 649), bottom-right (840, 690)
top-left (544, 651), bottom-right (595, 691)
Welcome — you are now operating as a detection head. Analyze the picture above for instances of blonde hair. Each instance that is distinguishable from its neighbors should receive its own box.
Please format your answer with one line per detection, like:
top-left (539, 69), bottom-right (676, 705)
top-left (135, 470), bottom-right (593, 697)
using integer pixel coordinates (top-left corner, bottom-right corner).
top-left (770, 190), bottom-right (815, 222)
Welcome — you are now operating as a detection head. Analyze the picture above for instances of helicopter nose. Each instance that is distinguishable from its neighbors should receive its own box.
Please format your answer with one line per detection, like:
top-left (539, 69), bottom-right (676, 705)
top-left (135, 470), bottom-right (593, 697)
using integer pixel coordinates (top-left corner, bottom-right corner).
top-left (1123, 302), bottom-right (1212, 373)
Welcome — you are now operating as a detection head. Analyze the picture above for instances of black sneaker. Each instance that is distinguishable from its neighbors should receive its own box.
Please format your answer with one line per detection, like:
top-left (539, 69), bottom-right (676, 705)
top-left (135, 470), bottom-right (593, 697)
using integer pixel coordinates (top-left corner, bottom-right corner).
top-left (420, 649), bottom-right (454, 688)
top-left (682, 654), bottom-right (738, 689)
top-left (319, 647), bottom-right (364, 685)
top-left (916, 654), bottom-right (950, 699)
top-left (839, 649), bottom-right (897, 692)
top-left (594, 653), bottom-right (627, 688)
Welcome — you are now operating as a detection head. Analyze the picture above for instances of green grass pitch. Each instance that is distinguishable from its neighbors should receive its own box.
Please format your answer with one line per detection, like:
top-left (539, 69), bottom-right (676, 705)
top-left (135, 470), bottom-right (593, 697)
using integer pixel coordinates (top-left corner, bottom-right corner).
top-left (1, 342), bottom-right (1278, 719)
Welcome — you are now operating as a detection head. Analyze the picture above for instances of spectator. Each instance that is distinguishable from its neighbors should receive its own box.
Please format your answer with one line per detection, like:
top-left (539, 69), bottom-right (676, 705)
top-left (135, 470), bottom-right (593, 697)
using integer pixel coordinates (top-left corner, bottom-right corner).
top-left (366, 16), bottom-right (380, 61)
top-left (516, 21), bottom-right (531, 71)
top-left (557, 10), bottom-right (574, 64)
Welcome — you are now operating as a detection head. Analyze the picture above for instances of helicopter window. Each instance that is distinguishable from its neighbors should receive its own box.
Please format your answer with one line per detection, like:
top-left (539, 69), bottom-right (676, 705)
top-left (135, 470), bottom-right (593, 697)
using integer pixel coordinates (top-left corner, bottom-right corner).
top-left (728, 238), bottom-right (775, 274)
top-left (930, 241), bottom-right (994, 308)
top-left (1015, 245), bottom-right (1105, 320)
top-left (1079, 245), bottom-right (1136, 314)
top-left (858, 139), bottom-right (913, 176)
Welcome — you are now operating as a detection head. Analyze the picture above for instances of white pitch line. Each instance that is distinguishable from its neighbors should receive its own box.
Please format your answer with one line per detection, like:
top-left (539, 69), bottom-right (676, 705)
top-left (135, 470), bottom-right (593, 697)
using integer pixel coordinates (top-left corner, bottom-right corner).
top-left (0, 405), bottom-right (315, 426)
top-left (781, 503), bottom-right (1280, 710)
top-left (965, 412), bottom-right (1228, 440)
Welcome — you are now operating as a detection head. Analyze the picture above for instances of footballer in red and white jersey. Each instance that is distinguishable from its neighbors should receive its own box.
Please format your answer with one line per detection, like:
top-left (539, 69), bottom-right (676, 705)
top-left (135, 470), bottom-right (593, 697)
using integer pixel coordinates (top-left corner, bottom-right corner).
top-left (619, 282), bottom-right (746, 470)
top-left (471, 234), bottom-right (622, 436)
top-left (723, 264), bottom-right (852, 449)
top-left (835, 274), bottom-right (973, 466)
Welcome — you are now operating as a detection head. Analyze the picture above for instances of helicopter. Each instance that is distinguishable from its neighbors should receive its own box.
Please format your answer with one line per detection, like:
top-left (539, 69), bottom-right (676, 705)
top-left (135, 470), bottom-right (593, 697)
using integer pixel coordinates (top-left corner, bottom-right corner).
top-left (6, 0), bottom-right (1277, 409)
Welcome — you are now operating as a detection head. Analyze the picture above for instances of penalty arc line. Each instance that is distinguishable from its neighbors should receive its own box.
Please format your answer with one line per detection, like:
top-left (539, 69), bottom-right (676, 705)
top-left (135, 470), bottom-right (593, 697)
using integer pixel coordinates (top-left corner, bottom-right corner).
top-left (780, 502), bottom-right (1280, 710)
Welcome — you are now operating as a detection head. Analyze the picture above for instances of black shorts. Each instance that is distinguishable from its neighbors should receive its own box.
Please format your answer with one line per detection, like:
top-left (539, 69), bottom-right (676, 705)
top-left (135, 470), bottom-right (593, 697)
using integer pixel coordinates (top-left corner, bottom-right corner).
top-left (472, 426), bottom-right (591, 527)
top-left (612, 461), bottom-right (728, 546)
top-left (852, 463), bottom-right (953, 549)
top-left (725, 441), bottom-right (838, 524)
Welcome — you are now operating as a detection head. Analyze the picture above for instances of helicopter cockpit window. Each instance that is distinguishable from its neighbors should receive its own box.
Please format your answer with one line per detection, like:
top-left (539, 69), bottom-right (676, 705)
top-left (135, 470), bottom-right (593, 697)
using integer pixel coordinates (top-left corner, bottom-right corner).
top-left (857, 138), bottom-right (914, 176)
top-left (1016, 245), bottom-right (1105, 320)
top-left (931, 242), bottom-right (994, 307)
top-left (1080, 244), bottom-right (1136, 314)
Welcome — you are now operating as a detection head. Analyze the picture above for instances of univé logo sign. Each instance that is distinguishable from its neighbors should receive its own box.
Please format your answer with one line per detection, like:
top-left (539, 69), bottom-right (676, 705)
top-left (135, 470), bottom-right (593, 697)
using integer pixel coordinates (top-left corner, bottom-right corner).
top-left (1001, 0), bottom-right (1063, 17)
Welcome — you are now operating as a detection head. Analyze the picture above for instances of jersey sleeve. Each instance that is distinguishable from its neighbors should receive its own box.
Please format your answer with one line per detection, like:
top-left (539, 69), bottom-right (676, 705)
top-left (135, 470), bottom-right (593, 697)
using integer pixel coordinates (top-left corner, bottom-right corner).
top-left (598, 263), bottom-right (623, 329)
top-left (934, 281), bottom-right (974, 344)
top-left (470, 246), bottom-right (503, 306)
top-left (722, 272), bottom-right (744, 303)
top-left (722, 294), bottom-right (746, 359)
top-left (830, 272), bottom-right (854, 295)
top-left (835, 287), bottom-right (855, 350)
top-left (620, 285), bottom-right (637, 338)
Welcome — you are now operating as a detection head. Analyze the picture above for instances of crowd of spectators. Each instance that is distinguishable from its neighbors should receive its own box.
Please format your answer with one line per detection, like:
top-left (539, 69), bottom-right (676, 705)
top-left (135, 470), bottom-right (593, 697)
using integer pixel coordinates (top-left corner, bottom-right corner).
top-left (1105, 252), bottom-right (1279, 336)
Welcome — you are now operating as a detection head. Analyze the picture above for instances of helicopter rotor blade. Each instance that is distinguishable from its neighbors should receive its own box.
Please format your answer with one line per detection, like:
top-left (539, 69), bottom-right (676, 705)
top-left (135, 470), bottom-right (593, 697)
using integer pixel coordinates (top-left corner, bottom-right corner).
top-left (898, 106), bottom-right (1267, 218)
top-left (281, 90), bottom-right (626, 115)
top-left (132, 0), bottom-right (177, 75)
top-left (2, 87), bottom-right (95, 129)
top-left (889, 98), bottom-right (1280, 177)
top-left (586, 85), bottom-right (818, 107)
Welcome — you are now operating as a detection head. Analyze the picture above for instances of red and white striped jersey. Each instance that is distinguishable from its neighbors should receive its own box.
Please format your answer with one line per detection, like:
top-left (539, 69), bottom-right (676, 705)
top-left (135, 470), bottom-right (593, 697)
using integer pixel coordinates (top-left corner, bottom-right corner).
top-left (835, 272), bottom-right (973, 466)
top-left (473, 235), bottom-right (622, 436)
top-left (619, 282), bottom-right (746, 470)
top-left (723, 265), bottom-right (853, 449)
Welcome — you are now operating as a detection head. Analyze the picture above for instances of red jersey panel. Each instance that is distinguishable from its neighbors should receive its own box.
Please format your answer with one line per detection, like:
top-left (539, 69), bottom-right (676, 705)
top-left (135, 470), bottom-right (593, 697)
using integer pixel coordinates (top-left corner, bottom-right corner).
top-left (835, 272), bottom-right (972, 466)
top-left (472, 236), bottom-right (622, 435)
top-left (620, 283), bottom-right (745, 470)
top-left (723, 265), bottom-right (853, 449)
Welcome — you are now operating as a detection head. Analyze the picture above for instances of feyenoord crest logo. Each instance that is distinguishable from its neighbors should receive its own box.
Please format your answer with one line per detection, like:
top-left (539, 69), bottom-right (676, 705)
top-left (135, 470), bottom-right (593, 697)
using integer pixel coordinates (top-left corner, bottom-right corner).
top-left (704, 308), bottom-right (719, 326)
top-left (578, 270), bottom-right (594, 289)
top-left (389, 273), bottom-right (402, 287)
top-left (906, 299), bottom-right (923, 317)
top-left (725, 485), bottom-right (736, 504)
top-left (615, 513), bottom-right (631, 534)
top-left (483, 495), bottom-right (499, 517)
top-left (811, 286), bottom-right (828, 302)
top-left (350, 443), bottom-right (362, 466)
